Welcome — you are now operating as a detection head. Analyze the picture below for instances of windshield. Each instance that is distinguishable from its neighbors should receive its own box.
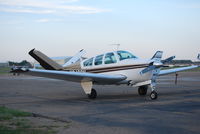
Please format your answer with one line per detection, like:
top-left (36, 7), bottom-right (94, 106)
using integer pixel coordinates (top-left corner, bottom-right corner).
top-left (117, 51), bottom-right (137, 61)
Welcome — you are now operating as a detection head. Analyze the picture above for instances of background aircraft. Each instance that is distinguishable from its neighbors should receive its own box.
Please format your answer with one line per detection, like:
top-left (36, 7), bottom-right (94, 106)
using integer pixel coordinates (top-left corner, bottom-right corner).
top-left (11, 49), bottom-right (199, 100)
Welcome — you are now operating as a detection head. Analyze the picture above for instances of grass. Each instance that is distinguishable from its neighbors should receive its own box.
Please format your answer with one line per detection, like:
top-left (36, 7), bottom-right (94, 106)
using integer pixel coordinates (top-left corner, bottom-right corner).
top-left (0, 106), bottom-right (31, 121)
top-left (0, 106), bottom-right (58, 134)
top-left (0, 126), bottom-right (50, 134)
top-left (0, 67), bottom-right (10, 75)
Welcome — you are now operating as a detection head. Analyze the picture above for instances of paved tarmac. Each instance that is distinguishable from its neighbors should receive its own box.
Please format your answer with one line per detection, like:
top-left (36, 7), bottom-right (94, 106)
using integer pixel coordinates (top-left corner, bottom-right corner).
top-left (0, 72), bottom-right (200, 134)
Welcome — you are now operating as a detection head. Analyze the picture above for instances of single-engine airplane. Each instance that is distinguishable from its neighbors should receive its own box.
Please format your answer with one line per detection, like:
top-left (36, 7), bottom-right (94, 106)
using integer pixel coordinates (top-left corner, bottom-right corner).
top-left (11, 49), bottom-right (200, 100)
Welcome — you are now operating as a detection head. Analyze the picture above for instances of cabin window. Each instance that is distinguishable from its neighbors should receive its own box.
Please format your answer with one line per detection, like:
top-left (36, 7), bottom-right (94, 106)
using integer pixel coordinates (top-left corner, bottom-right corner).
top-left (117, 51), bottom-right (137, 61)
top-left (83, 58), bottom-right (93, 67)
top-left (104, 53), bottom-right (117, 64)
top-left (95, 55), bottom-right (103, 65)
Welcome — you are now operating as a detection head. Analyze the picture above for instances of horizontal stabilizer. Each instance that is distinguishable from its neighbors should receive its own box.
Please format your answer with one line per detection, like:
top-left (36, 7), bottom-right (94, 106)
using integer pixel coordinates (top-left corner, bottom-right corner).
top-left (29, 49), bottom-right (63, 70)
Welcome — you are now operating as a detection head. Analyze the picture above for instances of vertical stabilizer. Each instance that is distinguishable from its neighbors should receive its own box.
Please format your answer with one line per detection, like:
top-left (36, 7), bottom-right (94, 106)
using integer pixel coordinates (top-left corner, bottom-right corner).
top-left (63, 49), bottom-right (86, 68)
top-left (151, 51), bottom-right (163, 61)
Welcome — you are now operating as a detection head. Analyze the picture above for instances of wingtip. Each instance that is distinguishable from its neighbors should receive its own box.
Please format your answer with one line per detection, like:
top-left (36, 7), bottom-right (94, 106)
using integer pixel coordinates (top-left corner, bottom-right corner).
top-left (29, 48), bottom-right (35, 55)
top-left (10, 67), bottom-right (29, 73)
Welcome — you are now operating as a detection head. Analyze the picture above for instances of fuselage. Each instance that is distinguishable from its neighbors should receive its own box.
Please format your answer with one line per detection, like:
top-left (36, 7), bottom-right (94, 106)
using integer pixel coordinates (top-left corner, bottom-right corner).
top-left (80, 50), bottom-right (153, 85)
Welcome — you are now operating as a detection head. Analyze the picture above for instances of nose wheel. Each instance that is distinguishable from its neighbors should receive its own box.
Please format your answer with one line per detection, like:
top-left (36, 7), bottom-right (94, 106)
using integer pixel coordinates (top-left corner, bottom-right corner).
top-left (150, 91), bottom-right (157, 100)
top-left (88, 89), bottom-right (97, 99)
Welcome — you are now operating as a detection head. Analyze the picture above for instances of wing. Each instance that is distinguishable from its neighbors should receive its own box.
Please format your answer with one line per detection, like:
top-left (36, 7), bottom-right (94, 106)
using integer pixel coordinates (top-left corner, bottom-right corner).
top-left (12, 68), bottom-right (127, 85)
top-left (159, 65), bottom-right (199, 76)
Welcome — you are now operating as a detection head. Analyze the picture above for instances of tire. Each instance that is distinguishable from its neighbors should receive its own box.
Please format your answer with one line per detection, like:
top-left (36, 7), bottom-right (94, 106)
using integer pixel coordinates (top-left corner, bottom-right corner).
top-left (138, 86), bottom-right (148, 95)
top-left (150, 91), bottom-right (158, 100)
top-left (88, 89), bottom-right (97, 99)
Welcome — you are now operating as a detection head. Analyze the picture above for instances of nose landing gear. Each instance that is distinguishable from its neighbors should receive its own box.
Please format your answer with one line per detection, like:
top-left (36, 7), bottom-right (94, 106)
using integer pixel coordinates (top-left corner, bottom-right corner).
top-left (138, 85), bottom-right (158, 100)
top-left (150, 91), bottom-right (158, 100)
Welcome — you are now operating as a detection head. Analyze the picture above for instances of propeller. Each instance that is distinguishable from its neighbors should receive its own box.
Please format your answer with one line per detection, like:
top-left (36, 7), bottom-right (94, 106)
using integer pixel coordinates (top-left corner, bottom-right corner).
top-left (140, 55), bottom-right (175, 74)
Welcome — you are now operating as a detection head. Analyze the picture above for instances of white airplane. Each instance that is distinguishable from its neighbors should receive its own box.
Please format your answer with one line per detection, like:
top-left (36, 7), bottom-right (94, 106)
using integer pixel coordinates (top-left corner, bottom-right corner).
top-left (12, 49), bottom-right (200, 100)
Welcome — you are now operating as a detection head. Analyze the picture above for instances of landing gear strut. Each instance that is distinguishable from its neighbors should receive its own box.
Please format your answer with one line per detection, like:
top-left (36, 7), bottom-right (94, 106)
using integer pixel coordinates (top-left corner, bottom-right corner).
top-left (88, 89), bottom-right (97, 99)
top-left (138, 85), bottom-right (148, 96)
top-left (149, 81), bottom-right (158, 100)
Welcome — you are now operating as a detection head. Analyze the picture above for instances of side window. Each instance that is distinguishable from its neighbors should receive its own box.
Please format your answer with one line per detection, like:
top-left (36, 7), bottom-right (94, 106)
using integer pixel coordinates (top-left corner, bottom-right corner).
top-left (95, 55), bottom-right (103, 65)
top-left (83, 58), bottom-right (93, 67)
top-left (104, 53), bottom-right (117, 64)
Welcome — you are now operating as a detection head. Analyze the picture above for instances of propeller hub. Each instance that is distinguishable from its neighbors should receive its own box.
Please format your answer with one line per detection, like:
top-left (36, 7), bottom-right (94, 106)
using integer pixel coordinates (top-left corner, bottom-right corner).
top-left (153, 62), bottom-right (163, 66)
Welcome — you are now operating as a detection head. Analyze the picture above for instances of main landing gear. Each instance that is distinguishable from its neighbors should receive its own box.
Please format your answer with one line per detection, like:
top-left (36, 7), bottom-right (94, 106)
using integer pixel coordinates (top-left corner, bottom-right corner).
top-left (88, 88), bottom-right (97, 99)
top-left (138, 85), bottom-right (148, 96)
top-left (138, 85), bottom-right (158, 100)
top-left (88, 87), bottom-right (158, 100)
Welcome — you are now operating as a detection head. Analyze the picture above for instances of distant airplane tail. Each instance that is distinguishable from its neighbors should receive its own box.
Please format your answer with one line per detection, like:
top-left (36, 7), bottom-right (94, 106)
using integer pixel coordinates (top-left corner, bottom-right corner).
top-left (29, 49), bottom-right (63, 70)
top-left (63, 49), bottom-right (86, 68)
top-left (151, 51), bottom-right (163, 61)
top-left (198, 54), bottom-right (200, 60)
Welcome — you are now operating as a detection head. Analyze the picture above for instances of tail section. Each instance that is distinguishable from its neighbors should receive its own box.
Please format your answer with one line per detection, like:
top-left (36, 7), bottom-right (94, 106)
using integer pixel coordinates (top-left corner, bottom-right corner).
top-left (29, 49), bottom-right (63, 70)
top-left (151, 51), bottom-right (163, 61)
top-left (63, 49), bottom-right (85, 68)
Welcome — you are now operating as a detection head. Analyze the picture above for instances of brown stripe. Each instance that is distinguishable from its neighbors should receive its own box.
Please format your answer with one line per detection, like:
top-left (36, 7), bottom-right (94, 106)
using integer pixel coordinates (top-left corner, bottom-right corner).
top-left (86, 64), bottom-right (149, 73)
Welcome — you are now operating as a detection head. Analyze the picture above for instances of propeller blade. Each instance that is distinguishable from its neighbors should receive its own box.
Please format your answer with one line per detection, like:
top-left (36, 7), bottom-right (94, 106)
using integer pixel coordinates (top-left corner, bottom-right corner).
top-left (141, 53), bottom-right (175, 75)
top-left (162, 56), bottom-right (175, 64)
top-left (140, 66), bottom-right (156, 74)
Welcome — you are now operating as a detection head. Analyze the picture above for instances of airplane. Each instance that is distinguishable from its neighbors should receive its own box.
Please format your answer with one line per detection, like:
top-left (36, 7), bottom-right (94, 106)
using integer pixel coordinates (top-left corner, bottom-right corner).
top-left (11, 49), bottom-right (200, 100)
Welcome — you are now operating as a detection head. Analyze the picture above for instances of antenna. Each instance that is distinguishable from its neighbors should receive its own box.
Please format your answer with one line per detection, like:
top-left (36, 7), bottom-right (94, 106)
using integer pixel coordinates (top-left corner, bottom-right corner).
top-left (109, 44), bottom-right (120, 50)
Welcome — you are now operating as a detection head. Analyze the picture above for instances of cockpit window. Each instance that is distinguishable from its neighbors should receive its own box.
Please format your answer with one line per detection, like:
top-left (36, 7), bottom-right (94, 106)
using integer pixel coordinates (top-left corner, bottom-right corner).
top-left (83, 58), bottom-right (93, 67)
top-left (95, 55), bottom-right (103, 65)
top-left (117, 51), bottom-right (137, 61)
top-left (104, 53), bottom-right (117, 64)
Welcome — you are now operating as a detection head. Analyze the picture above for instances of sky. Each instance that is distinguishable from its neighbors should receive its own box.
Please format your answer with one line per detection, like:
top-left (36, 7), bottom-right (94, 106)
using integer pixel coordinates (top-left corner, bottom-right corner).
top-left (0, 0), bottom-right (200, 62)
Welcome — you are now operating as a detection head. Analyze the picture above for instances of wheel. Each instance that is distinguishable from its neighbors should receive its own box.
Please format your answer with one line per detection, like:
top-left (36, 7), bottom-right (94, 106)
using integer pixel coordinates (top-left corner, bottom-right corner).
top-left (138, 86), bottom-right (148, 96)
top-left (150, 91), bottom-right (158, 100)
top-left (88, 89), bottom-right (97, 99)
